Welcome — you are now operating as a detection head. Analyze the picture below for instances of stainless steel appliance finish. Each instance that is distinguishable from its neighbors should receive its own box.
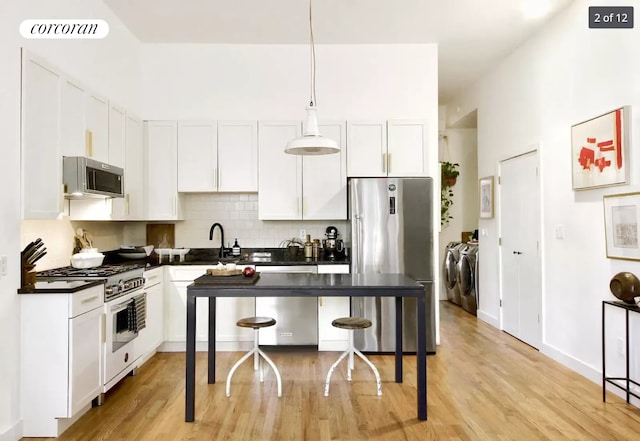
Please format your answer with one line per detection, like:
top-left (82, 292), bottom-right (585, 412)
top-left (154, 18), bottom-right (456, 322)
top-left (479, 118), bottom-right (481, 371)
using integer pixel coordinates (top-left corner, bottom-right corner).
top-left (254, 265), bottom-right (318, 346)
top-left (457, 243), bottom-right (478, 316)
top-left (349, 177), bottom-right (436, 353)
top-left (63, 156), bottom-right (124, 199)
top-left (443, 242), bottom-right (463, 305)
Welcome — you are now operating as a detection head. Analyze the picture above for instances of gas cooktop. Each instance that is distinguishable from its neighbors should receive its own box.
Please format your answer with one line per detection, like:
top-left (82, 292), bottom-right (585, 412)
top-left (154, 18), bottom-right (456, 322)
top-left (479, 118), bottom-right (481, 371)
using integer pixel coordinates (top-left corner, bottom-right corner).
top-left (37, 264), bottom-right (145, 279)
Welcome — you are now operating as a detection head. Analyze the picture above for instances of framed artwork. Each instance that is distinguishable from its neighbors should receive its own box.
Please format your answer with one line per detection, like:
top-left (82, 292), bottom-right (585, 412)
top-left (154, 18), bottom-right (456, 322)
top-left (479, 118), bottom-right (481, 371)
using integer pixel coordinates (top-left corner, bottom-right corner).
top-left (603, 192), bottom-right (640, 261)
top-left (479, 176), bottom-right (494, 219)
top-left (572, 106), bottom-right (630, 190)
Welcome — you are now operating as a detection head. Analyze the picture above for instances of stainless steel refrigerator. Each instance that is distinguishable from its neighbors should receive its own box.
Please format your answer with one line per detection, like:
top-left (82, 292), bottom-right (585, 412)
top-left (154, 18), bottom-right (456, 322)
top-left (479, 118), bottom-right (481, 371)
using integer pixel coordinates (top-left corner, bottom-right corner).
top-left (349, 177), bottom-right (436, 353)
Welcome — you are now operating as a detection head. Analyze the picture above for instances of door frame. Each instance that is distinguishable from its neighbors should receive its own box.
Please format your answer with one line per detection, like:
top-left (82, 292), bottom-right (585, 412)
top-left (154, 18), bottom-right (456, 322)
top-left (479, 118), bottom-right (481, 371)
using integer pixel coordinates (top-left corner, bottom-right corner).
top-left (497, 148), bottom-right (543, 348)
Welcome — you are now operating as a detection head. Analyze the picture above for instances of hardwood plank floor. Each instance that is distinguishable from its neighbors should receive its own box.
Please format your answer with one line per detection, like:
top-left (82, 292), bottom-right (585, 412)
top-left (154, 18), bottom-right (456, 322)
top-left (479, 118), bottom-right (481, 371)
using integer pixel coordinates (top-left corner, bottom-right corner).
top-left (29, 301), bottom-right (640, 440)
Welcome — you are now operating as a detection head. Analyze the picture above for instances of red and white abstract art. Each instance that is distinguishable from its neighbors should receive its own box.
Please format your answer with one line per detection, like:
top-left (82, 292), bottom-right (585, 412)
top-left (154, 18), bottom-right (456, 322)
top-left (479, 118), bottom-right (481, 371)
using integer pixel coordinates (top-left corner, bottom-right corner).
top-left (571, 106), bottom-right (629, 190)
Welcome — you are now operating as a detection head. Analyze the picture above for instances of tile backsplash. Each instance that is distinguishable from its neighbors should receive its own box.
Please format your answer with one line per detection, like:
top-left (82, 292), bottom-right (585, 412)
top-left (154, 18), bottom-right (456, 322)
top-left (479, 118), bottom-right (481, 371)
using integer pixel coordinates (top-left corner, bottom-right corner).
top-left (174, 193), bottom-right (349, 249)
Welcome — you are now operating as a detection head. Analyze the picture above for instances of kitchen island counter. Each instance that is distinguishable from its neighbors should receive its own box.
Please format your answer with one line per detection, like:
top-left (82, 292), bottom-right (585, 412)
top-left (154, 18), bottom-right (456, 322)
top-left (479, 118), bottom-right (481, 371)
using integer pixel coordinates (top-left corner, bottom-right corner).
top-left (185, 272), bottom-right (428, 422)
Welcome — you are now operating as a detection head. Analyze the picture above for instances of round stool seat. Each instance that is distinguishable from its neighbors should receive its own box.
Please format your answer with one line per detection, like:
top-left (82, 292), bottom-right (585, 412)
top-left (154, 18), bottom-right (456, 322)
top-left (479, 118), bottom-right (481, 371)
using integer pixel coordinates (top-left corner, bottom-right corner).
top-left (236, 316), bottom-right (276, 329)
top-left (331, 317), bottom-right (372, 330)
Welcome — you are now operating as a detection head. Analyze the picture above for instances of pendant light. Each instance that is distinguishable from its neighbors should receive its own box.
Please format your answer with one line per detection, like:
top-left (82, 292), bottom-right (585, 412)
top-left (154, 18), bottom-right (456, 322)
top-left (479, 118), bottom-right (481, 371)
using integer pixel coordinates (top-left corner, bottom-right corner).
top-left (285, 0), bottom-right (340, 155)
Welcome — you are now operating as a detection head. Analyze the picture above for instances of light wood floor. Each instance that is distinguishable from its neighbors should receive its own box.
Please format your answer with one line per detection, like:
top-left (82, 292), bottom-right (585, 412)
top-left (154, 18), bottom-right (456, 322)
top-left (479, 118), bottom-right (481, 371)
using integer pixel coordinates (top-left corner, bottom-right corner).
top-left (30, 301), bottom-right (640, 441)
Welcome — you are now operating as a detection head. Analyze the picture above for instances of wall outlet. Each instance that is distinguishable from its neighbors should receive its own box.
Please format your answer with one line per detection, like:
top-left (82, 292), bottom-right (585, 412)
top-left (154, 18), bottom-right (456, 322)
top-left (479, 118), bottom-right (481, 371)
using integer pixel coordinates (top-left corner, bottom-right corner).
top-left (299, 229), bottom-right (307, 241)
top-left (617, 337), bottom-right (625, 357)
top-left (0, 256), bottom-right (6, 277)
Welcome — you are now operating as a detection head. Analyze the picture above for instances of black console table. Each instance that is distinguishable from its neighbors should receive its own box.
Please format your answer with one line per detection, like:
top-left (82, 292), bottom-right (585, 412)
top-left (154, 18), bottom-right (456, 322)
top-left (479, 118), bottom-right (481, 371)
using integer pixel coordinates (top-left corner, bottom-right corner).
top-left (602, 300), bottom-right (640, 403)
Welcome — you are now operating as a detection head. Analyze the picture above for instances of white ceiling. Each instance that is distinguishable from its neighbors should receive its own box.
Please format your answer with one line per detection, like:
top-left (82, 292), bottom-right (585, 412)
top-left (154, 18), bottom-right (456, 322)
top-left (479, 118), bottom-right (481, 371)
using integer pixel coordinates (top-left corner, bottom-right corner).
top-left (105, 0), bottom-right (573, 104)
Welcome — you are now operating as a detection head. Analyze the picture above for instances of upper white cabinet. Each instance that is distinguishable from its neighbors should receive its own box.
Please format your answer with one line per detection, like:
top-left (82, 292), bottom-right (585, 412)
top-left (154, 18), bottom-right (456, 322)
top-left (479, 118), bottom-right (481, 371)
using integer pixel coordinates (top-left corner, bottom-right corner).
top-left (177, 121), bottom-right (218, 192)
top-left (111, 112), bottom-right (144, 220)
top-left (386, 119), bottom-right (428, 176)
top-left (21, 51), bottom-right (63, 220)
top-left (60, 78), bottom-right (86, 157)
top-left (145, 121), bottom-right (183, 220)
top-left (177, 120), bottom-right (258, 192)
top-left (258, 121), bottom-right (347, 220)
top-left (347, 120), bottom-right (428, 177)
top-left (85, 93), bottom-right (109, 163)
top-left (258, 121), bottom-right (303, 220)
top-left (302, 121), bottom-right (347, 219)
top-left (217, 121), bottom-right (258, 192)
top-left (108, 104), bottom-right (126, 168)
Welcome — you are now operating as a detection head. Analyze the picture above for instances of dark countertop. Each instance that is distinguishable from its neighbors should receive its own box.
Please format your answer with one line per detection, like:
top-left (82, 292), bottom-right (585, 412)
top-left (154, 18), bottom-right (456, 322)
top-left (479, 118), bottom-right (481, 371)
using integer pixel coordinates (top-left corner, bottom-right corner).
top-left (189, 273), bottom-right (425, 297)
top-left (107, 247), bottom-right (350, 267)
top-left (18, 279), bottom-right (104, 294)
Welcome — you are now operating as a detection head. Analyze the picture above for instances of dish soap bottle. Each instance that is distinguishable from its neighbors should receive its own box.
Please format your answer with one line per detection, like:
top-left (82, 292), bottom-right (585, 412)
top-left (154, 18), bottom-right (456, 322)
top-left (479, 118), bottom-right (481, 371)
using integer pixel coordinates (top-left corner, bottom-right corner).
top-left (232, 239), bottom-right (241, 257)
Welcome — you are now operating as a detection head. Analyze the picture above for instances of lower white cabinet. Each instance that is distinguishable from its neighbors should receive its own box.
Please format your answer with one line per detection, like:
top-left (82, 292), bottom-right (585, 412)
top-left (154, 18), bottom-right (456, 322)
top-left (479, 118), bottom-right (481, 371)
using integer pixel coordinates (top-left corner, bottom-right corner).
top-left (137, 267), bottom-right (164, 365)
top-left (317, 264), bottom-right (350, 351)
top-left (163, 266), bottom-right (255, 351)
top-left (20, 284), bottom-right (105, 437)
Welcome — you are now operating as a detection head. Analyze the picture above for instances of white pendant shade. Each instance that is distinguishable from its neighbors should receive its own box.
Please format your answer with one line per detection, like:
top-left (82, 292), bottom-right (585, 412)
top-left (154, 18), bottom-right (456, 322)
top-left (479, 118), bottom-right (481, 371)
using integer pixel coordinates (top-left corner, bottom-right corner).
top-left (285, 106), bottom-right (340, 155)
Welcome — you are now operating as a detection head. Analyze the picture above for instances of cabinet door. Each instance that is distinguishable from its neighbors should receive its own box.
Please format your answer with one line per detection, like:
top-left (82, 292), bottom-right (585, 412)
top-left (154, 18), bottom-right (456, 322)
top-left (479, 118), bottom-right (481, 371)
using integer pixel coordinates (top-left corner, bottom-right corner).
top-left (177, 121), bottom-right (218, 192)
top-left (216, 297), bottom-right (255, 342)
top-left (109, 105), bottom-right (127, 218)
top-left (137, 281), bottom-right (164, 360)
top-left (258, 121), bottom-right (302, 220)
top-left (21, 52), bottom-right (63, 219)
top-left (317, 264), bottom-right (350, 351)
top-left (346, 121), bottom-right (387, 177)
top-left (68, 307), bottom-right (103, 416)
top-left (85, 93), bottom-right (109, 163)
top-left (218, 121), bottom-right (259, 192)
top-left (145, 121), bottom-right (182, 220)
top-left (165, 281), bottom-right (209, 342)
top-left (60, 78), bottom-right (86, 157)
top-left (124, 114), bottom-right (144, 219)
top-left (387, 119), bottom-right (428, 177)
top-left (302, 121), bottom-right (347, 220)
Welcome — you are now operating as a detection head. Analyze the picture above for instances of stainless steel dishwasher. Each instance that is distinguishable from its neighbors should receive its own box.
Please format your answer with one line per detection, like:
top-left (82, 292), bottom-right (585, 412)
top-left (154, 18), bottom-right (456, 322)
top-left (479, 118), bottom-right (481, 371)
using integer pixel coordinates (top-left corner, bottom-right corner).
top-left (255, 265), bottom-right (318, 346)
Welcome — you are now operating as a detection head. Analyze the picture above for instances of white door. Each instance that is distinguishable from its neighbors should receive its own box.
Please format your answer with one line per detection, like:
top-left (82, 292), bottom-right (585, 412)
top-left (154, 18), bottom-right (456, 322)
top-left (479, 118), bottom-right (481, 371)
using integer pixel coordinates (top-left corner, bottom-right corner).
top-left (177, 121), bottom-right (217, 192)
top-left (346, 121), bottom-right (387, 177)
top-left (218, 121), bottom-right (258, 192)
top-left (499, 151), bottom-right (541, 349)
top-left (145, 121), bottom-right (181, 220)
top-left (387, 119), bottom-right (428, 177)
top-left (124, 114), bottom-right (144, 219)
top-left (85, 93), bottom-right (109, 162)
top-left (60, 78), bottom-right (86, 157)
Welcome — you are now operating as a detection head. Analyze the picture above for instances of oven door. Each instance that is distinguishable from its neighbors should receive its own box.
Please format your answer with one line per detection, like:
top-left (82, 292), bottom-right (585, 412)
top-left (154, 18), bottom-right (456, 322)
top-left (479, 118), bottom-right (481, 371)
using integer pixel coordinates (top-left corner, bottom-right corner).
top-left (104, 291), bottom-right (146, 390)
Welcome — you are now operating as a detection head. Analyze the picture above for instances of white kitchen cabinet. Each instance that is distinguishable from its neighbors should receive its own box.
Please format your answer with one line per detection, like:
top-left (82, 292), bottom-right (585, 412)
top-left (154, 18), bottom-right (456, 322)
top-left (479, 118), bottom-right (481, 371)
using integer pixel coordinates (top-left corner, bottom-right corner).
top-left (347, 120), bottom-right (429, 177)
top-left (163, 266), bottom-right (254, 351)
top-left (258, 121), bottom-right (347, 220)
top-left (177, 121), bottom-right (218, 192)
top-left (85, 92), bottom-right (109, 163)
top-left (386, 119), bottom-right (428, 176)
top-left (145, 121), bottom-right (183, 220)
top-left (21, 284), bottom-right (104, 437)
top-left (110, 113), bottom-right (144, 220)
top-left (217, 121), bottom-right (258, 192)
top-left (137, 267), bottom-right (164, 365)
top-left (317, 264), bottom-right (350, 351)
top-left (21, 50), bottom-right (64, 220)
top-left (60, 77), bottom-right (86, 157)
top-left (108, 104), bottom-right (126, 168)
top-left (258, 121), bottom-right (302, 220)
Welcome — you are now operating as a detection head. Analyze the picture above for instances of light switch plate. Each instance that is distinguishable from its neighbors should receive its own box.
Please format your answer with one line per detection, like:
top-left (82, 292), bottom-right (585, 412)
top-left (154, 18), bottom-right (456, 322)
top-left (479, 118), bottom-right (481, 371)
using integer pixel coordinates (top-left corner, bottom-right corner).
top-left (555, 224), bottom-right (565, 240)
top-left (299, 229), bottom-right (306, 241)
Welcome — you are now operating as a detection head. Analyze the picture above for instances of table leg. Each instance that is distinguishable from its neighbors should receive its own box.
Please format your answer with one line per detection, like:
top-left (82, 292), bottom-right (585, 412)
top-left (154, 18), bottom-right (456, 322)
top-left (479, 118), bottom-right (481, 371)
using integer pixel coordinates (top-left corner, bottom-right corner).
top-left (602, 302), bottom-right (606, 402)
top-left (185, 293), bottom-right (196, 422)
top-left (416, 292), bottom-right (427, 421)
top-left (395, 296), bottom-right (403, 383)
top-left (208, 296), bottom-right (216, 384)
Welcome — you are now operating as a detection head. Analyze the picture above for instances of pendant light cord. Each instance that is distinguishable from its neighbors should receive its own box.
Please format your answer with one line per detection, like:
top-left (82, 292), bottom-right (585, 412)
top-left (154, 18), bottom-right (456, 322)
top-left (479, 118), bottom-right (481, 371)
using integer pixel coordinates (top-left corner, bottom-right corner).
top-left (309, 0), bottom-right (316, 107)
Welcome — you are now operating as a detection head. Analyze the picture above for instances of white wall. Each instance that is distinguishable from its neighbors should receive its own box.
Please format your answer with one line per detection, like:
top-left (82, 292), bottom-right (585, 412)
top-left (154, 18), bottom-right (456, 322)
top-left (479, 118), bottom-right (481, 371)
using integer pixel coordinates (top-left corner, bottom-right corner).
top-left (1, 1), bottom-right (140, 439)
top-left (446, 0), bottom-right (640, 396)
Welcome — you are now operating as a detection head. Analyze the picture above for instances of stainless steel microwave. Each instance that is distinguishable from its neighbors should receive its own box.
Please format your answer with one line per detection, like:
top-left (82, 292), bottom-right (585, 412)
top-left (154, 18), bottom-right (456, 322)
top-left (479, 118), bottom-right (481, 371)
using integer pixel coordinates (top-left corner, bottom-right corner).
top-left (63, 156), bottom-right (124, 199)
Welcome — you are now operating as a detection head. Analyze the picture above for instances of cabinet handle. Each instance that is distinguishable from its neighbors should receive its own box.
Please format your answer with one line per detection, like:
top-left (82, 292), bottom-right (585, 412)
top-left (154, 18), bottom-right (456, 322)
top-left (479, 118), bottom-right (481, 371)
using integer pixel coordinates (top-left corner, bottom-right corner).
top-left (303, 197), bottom-right (307, 218)
top-left (173, 196), bottom-right (177, 216)
top-left (388, 153), bottom-right (392, 173)
top-left (81, 295), bottom-right (99, 304)
top-left (218, 168), bottom-right (221, 189)
top-left (126, 194), bottom-right (130, 215)
top-left (213, 168), bottom-right (217, 189)
top-left (85, 130), bottom-right (93, 157)
top-left (102, 313), bottom-right (106, 343)
top-left (319, 297), bottom-right (323, 307)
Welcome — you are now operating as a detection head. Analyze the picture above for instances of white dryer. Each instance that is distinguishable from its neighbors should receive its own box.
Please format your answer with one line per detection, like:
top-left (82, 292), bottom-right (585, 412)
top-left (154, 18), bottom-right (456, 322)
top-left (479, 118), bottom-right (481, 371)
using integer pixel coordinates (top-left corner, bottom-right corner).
top-left (442, 242), bottom-right (463, 305)
top-left (457, 243), bottom-right (478, 315)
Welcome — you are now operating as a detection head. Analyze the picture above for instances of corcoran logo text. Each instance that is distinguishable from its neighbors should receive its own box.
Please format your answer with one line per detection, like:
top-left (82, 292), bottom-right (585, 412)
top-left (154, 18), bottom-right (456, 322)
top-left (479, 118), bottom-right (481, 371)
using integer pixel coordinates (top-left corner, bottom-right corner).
top-left (20, 19), bottom-right (109, 39)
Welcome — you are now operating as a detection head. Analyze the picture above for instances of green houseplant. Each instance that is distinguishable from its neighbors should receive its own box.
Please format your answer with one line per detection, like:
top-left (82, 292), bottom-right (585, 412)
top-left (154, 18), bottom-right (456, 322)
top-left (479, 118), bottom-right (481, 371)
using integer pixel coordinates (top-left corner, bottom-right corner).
top-left (280, 237), bottom-right (304, 256)
top-left (441, 162), bottom-right (460, 226)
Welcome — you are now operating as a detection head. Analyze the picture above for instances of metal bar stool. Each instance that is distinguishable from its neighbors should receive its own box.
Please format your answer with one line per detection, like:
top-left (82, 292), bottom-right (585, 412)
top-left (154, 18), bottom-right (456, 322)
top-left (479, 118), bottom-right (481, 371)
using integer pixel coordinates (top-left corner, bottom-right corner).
top-left (226, 316), bottom-right (282, 397)
top-left (324, 317), bottom-right (382, 396)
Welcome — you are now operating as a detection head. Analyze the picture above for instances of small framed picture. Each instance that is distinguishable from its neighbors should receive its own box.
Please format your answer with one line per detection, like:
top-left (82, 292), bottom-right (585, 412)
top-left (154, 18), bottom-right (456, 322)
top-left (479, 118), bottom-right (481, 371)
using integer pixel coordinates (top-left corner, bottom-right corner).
top-left (571, 106), bottom-right (630, 190)
top-left (479, 176), bottom-right (494, 219)
top-left (603, 192), bottom-right (640, 261)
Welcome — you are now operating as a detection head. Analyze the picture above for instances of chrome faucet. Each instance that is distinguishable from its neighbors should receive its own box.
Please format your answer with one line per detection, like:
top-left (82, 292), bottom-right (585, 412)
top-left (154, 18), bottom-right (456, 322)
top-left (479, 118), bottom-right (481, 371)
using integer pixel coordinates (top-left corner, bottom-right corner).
top-left (209, 223), bottom-right (226, 258)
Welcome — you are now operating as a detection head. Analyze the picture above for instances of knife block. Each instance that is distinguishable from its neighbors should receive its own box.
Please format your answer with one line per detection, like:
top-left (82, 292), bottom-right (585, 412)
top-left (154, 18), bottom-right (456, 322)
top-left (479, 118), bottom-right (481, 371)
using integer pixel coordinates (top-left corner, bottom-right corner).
top-left (21, 261), bottom-right (36, 290)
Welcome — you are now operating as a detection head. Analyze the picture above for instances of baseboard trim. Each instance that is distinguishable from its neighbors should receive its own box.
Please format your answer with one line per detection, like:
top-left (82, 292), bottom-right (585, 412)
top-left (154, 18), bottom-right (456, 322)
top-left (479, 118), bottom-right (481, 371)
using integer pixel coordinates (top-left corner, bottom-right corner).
top-left (0, 420), bottom-right (22, 441)
top-left (476, 309), bottom-right (499, 328)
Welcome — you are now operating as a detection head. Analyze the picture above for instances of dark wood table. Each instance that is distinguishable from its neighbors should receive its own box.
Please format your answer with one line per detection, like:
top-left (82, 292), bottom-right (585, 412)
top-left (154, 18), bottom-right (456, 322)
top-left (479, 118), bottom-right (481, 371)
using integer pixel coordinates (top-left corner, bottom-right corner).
top-left (185, 273), bottom-right (429, 421)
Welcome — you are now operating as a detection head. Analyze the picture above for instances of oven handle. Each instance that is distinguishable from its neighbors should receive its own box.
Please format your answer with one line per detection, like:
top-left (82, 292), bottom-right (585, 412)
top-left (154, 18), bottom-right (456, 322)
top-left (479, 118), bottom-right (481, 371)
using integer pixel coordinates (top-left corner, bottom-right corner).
top-left (110, 302), bottom-right (130, 313)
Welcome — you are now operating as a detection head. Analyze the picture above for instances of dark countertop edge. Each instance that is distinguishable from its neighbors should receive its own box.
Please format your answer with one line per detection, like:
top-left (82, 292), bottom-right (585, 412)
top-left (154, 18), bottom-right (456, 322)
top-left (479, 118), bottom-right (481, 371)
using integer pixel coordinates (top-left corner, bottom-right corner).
top-left (18, 279), bottom-right (105, 294)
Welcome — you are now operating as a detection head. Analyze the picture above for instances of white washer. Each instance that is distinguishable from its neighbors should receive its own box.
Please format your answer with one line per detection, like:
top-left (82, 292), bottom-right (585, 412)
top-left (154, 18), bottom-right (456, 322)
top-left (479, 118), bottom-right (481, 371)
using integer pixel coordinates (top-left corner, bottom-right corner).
top-left (457, 243), bottom-right (478, 315)
top-left (442, 242), bottom-right (463, 305)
